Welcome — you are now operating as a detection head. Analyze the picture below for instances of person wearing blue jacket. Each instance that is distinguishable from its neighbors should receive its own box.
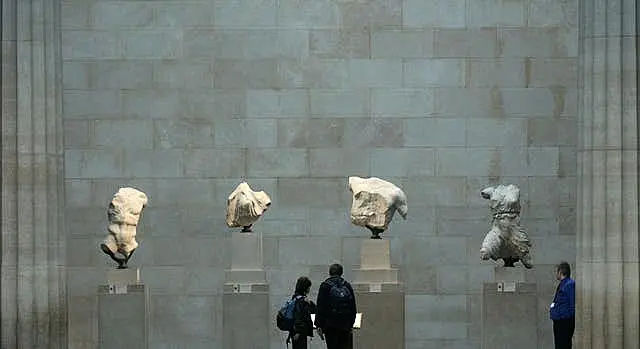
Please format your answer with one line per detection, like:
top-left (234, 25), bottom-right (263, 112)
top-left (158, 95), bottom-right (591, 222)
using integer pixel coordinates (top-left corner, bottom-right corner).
top-left (550, 261), bottom-right (575, 349)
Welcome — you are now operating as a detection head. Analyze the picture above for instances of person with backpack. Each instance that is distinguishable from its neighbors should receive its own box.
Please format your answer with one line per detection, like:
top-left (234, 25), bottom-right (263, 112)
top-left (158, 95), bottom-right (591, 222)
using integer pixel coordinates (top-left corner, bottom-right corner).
top-left (277, 276), bottom-right (315, 349)
top-left (314, 264), bottom-right (357, 349)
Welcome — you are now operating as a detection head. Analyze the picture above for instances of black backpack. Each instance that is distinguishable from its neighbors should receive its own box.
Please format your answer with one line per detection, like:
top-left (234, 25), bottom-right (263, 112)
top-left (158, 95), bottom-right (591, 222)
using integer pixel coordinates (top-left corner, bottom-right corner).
top-left (327, 279), bottom-right (354, 319)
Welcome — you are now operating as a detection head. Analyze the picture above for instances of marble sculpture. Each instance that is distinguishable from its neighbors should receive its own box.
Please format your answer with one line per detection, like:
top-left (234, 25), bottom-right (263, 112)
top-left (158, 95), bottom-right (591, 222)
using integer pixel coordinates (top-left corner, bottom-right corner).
top-left (225, 181), bottom-right (271, 232)
top-left (348, 176), bottom-right (408, 239)
top-left (480, 184), bottom-right (533, 269)
top-left (100, 187), bottom-right (148, 269)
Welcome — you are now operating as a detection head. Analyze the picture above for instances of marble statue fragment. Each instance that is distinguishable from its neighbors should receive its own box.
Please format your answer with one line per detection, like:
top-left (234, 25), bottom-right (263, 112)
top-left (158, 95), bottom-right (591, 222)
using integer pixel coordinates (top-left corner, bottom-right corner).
top-left (225, 181), bottom-right (271, 232)
top-left (480, 184), bottom-right (533, 269)
top-left (100, 187), bottom-right (148, 269)
top-left (348, 176), bottom-right (408, 239)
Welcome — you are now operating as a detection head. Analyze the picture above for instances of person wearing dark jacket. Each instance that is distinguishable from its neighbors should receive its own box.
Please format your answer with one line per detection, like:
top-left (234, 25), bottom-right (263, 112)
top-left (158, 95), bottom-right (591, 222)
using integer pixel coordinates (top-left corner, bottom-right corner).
top-left (291, 276), bottom-right (315, 349)
top-left (314, 264), bottom-right (357, 349)
top-left (550, 261), bottom-right (576, 349)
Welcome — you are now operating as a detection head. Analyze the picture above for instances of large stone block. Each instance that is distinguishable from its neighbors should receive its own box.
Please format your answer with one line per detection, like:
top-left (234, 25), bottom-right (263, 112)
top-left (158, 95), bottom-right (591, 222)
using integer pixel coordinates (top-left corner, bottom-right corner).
top-left (310, 28), bottom-right (370, 59)
top-left (468, 0), bottom-right (526, 27)
top-left (246, 149), bottom-right (309, 178)
top-left (64, 150), bottom-right (123, 179)
top-left (91, 60), bottom-right (154, 90)
top-left (434, 28), bottom-right (497, 58)
top-left (529, 58), bottom-right (578, 87)
top-left (214, 119), bottom-right (277, 148)
top-left (92, 120), bottom-right (154, 149)
top-left (403, 59), bottom-right (466, 87)
top-left (214, 59), bottom-right (281, 89)
top-left (371, 88), bottom-right (435, 118)
top-left (527, 0), bottom-right (578, 27)
top-left (151, 61), bottom-right (215, 89)
top-left (347, 59), bottom-right (403, 88)
top-left (153, 120), bottom-right (215, 150)
top-left (468, 59), bottom-right (526, 87)
top-left (121, 90), bottom-right (182, 119)
top-left (61, 2), bottom-right (90, 28)
top-left (214, 0), bottom-right (277, 28)
top-left (501, 28), bottom-right (561, 58)
top-left (466, 118), bottom-right (527, 147)
top-left (183, 149), bottom-right (246, 178)
top-left (277, 178), bottom-right (349, 208)
top-left (310, 89), bottom-right (369, 117)
top-left (154, 2), bottom-right (216, 27)
top-left (63, 90), bottom-right (121, 118)
top-left (277, 0), bottom-right (341, 29)
top-left (403, 118), bottom-right (466, 147)
top-left (62, 61), bottom-right (90, 89)
top-left (370, 149), bottom-right (436, 177)
top-left (343, 118), bottom-right (404, 147)
top-left (309, 148), bottom-right (370, 177)
top-left (223, 292), bottom-right (270, 349)
top-left (122, 150), bottom-right (183, 178)
top-left (62, 30), bottom-right (120, 59)
top-left (436, 148), bottom-right (500, 177)
top-left (120, 30), bottom-right (182, 59)
top-left (434, 88), bottom-right (496, 117)
top-left (90, 2), bottom-right (154, 28)
top-left (278, 237), bottom-right (341, 266)
top-left (501, 88), bottom-right (555, 117)
top-left (247, 89), bottom-right (309, 118)
top-left (403, 0), bottom-right (466, 28)
top-left (64, 120), bottom-right (91, 148)
top-left (372, 29), bottom-right (435, 58)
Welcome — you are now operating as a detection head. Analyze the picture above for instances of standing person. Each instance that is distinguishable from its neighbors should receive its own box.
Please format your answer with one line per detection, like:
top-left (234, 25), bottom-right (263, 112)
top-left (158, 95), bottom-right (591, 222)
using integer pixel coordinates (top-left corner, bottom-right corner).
top-left (290, 276), bottom-right (314, 349)
top-left (550, 261), bottom-right (576, 349)
top-left (315, 263), bottom-right (357, 349)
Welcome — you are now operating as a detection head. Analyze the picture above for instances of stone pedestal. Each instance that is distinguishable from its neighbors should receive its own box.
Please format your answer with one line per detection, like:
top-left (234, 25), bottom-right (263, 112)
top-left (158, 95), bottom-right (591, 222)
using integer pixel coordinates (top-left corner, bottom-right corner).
top-left (481, 267), bottom-right (537, 349)
top-left (353, 240), bottom-right (404, 349)
top-left (223, 232), bottom-right (269, 349)
top-left (98, 269), bottom-right (148, 349)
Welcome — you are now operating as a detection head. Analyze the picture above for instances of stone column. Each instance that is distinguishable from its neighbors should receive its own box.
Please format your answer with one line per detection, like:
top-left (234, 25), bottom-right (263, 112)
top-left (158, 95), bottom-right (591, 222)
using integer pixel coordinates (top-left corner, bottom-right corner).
top-left (1, 0), bottom-right (67, 348)
top-left (576, 0), bottom-right (639, 348)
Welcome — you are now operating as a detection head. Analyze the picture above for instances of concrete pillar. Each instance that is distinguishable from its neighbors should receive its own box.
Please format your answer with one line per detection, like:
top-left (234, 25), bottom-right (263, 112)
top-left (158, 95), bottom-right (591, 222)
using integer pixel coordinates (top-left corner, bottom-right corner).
top-left (1, 0), bottom-right (67, 348)
top-left (576, 0), bottom-right (639, 348)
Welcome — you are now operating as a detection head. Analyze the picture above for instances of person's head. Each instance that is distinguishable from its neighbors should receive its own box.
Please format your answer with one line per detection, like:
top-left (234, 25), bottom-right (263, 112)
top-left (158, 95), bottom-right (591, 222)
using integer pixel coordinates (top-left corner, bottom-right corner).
top-left (295, 276), bottom-right (312, 295)
top-left (329, 263), bottom-right (343, 277)
top-left (555, 261), bottom-right (571, 280)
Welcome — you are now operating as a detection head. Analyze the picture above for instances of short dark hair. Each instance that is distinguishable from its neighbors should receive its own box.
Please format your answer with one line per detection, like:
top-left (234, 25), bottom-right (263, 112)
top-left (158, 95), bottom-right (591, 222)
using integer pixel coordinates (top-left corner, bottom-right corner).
top-left (295, 276), bottom-right (312, 295)
top-left (556, 261), bottom-right (571, 277)
top-left (329, 263), bottom-right (343, 276)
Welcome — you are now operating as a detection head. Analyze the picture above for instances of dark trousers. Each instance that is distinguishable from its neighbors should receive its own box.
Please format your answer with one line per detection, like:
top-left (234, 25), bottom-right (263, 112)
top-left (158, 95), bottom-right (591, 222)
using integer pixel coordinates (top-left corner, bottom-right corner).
top-left (291, 335), bottom-right (307, 349)
top-left (324, 328), bottom-right (353, 349)
top-left (553, 317), bottom-right (575, 349)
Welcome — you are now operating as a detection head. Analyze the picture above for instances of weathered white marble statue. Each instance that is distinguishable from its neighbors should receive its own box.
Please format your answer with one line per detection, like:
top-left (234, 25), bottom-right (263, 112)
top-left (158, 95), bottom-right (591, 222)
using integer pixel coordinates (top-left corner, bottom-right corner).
top-left (480, 184), bottom-right (533, 269)
top-left (348, 176), bottom-right (408, 239)
top-left (225, 181), bottom-right (271, 232)
top-left (100, 187), bottom-right (148, 269)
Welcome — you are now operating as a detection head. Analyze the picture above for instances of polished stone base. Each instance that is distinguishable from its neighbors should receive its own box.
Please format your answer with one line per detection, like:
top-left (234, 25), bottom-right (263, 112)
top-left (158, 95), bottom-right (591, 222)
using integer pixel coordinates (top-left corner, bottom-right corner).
top-left (481, 278), bottom-right (538, 349)
top-left (352, 283), bottom-right (404, 349)
top-left (98, 272), bottom-right (148, 349)
top-left (223, 286), bottom-right (270, 349)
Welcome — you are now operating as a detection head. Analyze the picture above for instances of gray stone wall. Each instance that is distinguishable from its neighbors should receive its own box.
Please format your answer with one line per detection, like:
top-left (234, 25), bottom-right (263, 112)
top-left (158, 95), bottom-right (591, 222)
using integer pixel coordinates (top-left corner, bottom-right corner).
top-left (60, 0), bottom-right (577, 348)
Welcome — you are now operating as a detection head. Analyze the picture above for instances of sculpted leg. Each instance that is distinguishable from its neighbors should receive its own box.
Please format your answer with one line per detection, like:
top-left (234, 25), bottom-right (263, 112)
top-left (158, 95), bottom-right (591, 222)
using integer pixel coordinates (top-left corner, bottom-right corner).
top-left (480, 231), bottom-right (501, 261)
top-left (100, 243), bottom-right (126, 267)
